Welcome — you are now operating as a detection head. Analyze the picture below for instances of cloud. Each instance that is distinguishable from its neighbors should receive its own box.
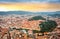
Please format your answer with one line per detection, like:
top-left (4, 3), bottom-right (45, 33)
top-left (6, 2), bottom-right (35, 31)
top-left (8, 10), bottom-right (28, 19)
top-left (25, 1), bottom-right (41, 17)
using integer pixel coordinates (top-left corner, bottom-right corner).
top-left (46, 0), bottom-right (60, 3)
top-left (0, 0), bottom-right (60, 3)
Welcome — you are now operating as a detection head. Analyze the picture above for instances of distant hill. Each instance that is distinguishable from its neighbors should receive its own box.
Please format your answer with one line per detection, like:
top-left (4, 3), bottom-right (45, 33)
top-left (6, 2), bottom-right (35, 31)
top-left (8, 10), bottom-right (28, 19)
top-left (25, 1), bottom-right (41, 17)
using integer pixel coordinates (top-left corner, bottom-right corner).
top-left (50, 14), bottom-right (60, 18)
top-left (0, 11), bottom-right (33, 15)
top-left (36, 11), bottom-right (60, 15)
top-left (0, 11), bottom-right (60, 16)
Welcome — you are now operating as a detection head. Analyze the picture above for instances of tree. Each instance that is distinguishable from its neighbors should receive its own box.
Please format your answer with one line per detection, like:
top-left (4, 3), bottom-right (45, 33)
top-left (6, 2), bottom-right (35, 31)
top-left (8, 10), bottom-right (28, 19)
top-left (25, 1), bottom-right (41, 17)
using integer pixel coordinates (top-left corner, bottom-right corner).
top-left (39, 20), bottom-right (57, 33)
top-left (28, 16), bottom-right (45, 21)
top-left (33, 30), bottom-right (40, 33)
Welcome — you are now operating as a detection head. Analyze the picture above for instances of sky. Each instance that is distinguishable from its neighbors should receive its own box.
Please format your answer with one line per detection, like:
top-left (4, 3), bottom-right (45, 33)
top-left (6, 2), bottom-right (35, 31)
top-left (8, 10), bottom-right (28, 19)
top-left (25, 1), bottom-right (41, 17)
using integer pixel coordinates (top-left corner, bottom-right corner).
top-left (0, 0), bottom-right (60, 12)
top-left (0, 0), bottom-right (60, 3)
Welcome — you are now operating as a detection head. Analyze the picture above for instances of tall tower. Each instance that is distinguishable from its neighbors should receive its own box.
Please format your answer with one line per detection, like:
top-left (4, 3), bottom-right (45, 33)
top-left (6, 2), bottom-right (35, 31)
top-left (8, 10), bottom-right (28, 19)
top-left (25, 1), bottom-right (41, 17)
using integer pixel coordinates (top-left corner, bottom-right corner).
top-left (46, 16), bottom-right (49, 22)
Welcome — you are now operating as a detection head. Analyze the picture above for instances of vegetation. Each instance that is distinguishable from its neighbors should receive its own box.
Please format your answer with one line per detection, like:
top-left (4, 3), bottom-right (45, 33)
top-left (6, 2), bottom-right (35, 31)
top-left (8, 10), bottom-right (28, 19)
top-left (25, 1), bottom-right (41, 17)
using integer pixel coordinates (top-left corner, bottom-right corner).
top-left (28, 16), bottom-right (45, 21)
top-left (39, 20), bottom-right (57, 33)
top-left (33, 30), bottom-right (40, 33)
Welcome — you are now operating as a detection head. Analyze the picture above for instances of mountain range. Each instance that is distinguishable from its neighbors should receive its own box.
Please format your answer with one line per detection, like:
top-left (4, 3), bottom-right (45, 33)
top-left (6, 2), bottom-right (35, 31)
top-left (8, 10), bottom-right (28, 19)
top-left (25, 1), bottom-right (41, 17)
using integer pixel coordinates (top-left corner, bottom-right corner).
top-left (0, 11), bottom-right (60, 17)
